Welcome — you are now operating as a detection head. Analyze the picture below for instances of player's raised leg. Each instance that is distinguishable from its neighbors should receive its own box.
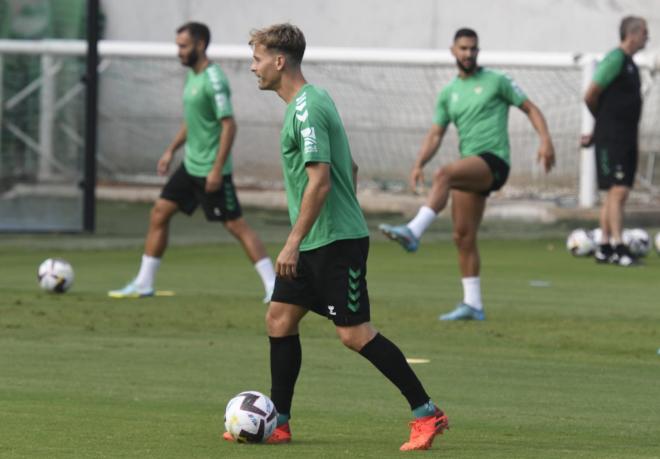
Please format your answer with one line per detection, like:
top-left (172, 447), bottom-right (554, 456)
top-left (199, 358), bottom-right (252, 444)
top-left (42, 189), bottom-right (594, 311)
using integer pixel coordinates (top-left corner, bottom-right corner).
top-left (380, 155), bottom-right (492, 252)
top-left (440, 189), bottom-right (487, 321)
top-left (108, 198), bottom-right (178, 298)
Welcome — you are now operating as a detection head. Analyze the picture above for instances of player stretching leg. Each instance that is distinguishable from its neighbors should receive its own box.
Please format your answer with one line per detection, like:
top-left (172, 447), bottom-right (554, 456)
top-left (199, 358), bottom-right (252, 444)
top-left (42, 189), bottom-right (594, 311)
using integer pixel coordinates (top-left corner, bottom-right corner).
top-left (379, 28), bottom-right (555, 321)
top-left (108, 22), bottom-right (275, 301)
top-left (224, 23), bottom-right (448, 451)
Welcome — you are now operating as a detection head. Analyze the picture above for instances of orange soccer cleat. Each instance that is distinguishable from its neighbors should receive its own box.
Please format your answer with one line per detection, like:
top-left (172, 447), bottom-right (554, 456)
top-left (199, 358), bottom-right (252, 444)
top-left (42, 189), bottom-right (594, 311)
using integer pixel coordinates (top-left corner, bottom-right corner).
top-left (399, 409), bottom-right (449, 451)
top-left (266, 423), bottom-right (292, 444)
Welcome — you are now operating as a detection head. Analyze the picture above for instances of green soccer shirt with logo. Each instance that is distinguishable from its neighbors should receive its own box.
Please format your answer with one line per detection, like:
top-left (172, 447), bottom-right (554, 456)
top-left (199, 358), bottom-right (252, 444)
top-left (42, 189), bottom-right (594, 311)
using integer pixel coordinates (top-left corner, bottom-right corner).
top-left (433, 67), bottom-right (528, 165)
top-left (182, 63), bottom-right (234, 177)
top-left (280, 84), bottom-right (369, 251)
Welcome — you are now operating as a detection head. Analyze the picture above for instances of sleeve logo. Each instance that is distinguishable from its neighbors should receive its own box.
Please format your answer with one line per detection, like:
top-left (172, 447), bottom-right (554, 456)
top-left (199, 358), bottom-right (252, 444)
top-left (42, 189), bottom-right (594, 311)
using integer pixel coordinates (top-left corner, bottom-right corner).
top-left (301, 127), bottom-right (318, 154)
top-left (215, 93), bottom-right (228, 111)
top-left (295, 91), bottom-right (308, 122)
top-left (506, 75), bottom-right (525, 97)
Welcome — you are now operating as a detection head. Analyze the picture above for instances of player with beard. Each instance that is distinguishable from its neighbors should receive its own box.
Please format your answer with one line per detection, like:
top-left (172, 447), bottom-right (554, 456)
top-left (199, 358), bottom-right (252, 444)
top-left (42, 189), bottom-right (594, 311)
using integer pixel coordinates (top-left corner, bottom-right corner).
top-left (109, 22), bottom-right (275, 301)
top-left (380, 28), bottom-right (555, 321)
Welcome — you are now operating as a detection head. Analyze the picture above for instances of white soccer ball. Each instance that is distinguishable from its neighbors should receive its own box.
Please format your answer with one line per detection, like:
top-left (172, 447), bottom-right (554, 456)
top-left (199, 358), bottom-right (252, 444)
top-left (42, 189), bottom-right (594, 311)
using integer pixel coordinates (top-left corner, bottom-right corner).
top-left (655, 232), bottom-right (660, 255)
top-left (224, 391), bottom-right (277, 443)
top-left (37, 258), bottom-right (74, 293)
top-left (566, 229), bottom-right (595, 257)
top-left (622, 228), bottom-right (651, 257)
top-left (588, 228), bottom-right (604, 246)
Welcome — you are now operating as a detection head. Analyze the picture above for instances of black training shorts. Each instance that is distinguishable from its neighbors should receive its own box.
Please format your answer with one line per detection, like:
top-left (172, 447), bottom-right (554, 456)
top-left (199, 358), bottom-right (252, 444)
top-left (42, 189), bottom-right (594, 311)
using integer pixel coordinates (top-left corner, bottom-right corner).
top-left (477, 152), bottom-right (510, 196)
top-left (271, 237), bottom-right (371, 326)
top-left (160, 164), bottom-right (242, 221)
top-left (595, 141), bottom-right (638, 190)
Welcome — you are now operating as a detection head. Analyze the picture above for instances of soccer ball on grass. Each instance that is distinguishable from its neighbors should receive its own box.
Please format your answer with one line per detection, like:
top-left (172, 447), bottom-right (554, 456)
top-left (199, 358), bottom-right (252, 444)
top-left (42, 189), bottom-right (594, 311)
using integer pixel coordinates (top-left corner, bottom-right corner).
top-left (566, 229), bottom-right (595, 257)
top-left (224, 391), bottom-right (277, 443)
top-left (37, 258), bottom-right (74, 293)
top-left (622, 228), bottom-right (651, 257)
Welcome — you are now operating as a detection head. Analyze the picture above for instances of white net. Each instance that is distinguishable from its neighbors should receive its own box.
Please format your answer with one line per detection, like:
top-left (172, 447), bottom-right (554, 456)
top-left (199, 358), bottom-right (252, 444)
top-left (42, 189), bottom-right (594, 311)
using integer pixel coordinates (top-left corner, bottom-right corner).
top-left (2, 41), bottom-right (660, 199)
top-left (95, 54), bottom-right (660, 195)
top-left (96, 58), bottom-right (585, 190)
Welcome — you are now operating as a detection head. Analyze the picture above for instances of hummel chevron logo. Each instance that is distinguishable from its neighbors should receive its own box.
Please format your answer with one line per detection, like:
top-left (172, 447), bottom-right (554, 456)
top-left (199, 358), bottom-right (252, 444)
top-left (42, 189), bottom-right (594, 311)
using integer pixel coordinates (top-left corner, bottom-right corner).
top-left (347, 267), bottom-right (362, 312)
top-left (295, 92), bottom-right (308, 121)
top-left (348, 268), bottom-right (362, 279)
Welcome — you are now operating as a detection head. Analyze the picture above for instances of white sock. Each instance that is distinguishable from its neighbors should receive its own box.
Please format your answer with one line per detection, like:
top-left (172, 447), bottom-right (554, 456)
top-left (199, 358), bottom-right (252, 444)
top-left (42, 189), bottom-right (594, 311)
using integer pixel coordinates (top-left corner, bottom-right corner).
top-left (406, 206), bottom-right (437, 239)
top-left (134, 254), bottom-right (161, 289)
top-left (255, 257), bottom-right (276, 294)
top-left (462, 276), bottom-right (483, 310)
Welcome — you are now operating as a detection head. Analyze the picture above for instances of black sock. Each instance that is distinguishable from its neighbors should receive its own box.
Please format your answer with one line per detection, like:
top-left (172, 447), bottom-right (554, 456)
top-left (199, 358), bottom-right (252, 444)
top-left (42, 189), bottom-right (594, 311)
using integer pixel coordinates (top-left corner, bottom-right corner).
top-left (600, 243), bottom-right (613, 255)
top-left (269, 335), bottom-right (302, 418)
top-left (359, 333), bottom-right (430, 410)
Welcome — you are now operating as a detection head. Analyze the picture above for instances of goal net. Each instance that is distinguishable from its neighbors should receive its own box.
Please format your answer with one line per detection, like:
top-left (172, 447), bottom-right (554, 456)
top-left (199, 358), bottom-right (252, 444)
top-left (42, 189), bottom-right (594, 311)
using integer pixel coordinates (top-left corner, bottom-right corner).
top-left (96, 48), bottom-right (590, 191)
top-left (2, 41), bottom-right (660, 211)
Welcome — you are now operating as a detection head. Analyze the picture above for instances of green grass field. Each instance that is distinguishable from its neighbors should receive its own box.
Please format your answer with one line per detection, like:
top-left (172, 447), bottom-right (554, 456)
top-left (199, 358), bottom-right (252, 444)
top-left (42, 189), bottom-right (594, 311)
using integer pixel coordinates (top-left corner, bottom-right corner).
top-left (1, 203), bottom-right (660, 458)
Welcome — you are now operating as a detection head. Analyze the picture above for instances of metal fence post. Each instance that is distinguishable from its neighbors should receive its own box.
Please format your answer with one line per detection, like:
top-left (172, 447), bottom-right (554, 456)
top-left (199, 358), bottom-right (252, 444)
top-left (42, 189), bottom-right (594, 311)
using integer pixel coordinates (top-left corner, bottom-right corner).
top-left (579, 55), bottom-right (597, 208)
top-left (38, 53), bottom-right (55, 180)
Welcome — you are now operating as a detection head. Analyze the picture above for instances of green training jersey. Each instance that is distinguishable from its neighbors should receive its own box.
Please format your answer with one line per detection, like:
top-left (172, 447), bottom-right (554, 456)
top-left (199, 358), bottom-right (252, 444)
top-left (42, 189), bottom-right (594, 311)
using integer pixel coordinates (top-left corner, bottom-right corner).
top-left (433, 67), bottom-right (527, 165)
top-left (280, 84), bottom-right (369, 251)
top-left (182, 63), bottom-right (234, 177)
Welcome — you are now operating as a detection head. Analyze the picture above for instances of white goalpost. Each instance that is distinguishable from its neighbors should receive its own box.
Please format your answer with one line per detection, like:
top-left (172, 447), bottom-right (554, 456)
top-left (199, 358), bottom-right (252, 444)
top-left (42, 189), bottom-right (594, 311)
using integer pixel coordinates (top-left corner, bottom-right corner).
top-left (1, 39), bottom-right (659, 209)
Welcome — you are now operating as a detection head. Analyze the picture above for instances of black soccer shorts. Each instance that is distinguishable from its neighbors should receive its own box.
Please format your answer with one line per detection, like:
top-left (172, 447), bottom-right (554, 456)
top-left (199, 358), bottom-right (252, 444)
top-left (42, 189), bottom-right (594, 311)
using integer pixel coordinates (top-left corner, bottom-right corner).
top-left (477, 152), bottom-right (510, 196)
top-left (595, 141), bottom-right (638, 190)
top-left (271, 237), bottom-right (371, 326)
top-left (160, 164), bottom-right (242, 222)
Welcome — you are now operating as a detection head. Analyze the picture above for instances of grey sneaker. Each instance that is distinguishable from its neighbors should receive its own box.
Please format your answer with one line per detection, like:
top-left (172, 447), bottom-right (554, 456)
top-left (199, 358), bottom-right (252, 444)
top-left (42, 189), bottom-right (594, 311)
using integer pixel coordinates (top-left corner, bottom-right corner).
top-left (378, 224), bottom-right (420, 252)
top-left (439, 303), bottom-right (485, 321)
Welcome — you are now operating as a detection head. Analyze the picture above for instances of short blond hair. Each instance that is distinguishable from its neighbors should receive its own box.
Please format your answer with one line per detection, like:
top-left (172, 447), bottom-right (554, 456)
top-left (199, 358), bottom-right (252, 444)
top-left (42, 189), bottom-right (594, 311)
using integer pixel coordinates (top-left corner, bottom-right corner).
top-left (249, 23), bottom-right (306, 65)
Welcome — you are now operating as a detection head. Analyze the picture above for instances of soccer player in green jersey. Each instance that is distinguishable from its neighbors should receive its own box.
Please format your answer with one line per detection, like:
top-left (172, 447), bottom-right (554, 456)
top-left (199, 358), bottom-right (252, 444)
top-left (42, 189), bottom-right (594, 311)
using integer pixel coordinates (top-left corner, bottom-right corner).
top-left (223, 23), bottom-right (448, 451)
top-left (582, 16), bottom-right (648, 267)
top-left (108, 22), bottom-right (275, 301)
top-left (380, 28), bottom-right (555, 321)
